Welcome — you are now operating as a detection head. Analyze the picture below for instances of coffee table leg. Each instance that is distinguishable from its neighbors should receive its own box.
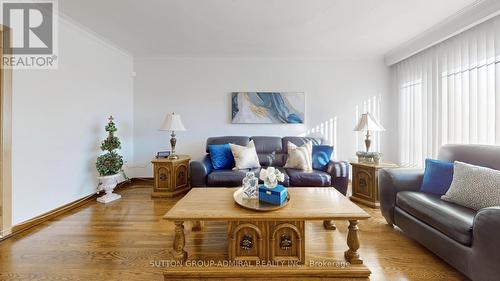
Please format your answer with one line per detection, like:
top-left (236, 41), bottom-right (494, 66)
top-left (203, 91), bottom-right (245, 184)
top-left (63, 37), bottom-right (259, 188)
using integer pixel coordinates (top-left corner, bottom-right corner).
top-left (323, 220), bottom-right (336, 230)
top-left (344, 220), bottom-right (363, 264)
top-left (192, 221), bottom-right (203, 231)
top-left (173, 221), bottom-right (187, 262)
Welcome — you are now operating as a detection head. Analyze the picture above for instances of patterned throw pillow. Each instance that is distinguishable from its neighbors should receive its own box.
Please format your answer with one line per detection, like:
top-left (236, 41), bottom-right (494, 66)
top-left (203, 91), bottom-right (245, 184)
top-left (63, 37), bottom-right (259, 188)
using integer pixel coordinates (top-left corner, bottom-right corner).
top-left (441, 161), bottom-right (500, 210)
top-left (229, 140), bottom-right (261, 170)
top-left (284, 141), bottom-right (313, 171)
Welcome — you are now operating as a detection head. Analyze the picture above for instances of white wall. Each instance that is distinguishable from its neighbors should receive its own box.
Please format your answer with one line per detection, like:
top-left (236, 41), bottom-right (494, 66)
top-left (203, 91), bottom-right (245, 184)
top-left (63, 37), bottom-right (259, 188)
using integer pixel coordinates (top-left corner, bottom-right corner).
top-left (11, 18), bottom-right (134, 225)
top-left (131, 58), bottom-right (394, 177)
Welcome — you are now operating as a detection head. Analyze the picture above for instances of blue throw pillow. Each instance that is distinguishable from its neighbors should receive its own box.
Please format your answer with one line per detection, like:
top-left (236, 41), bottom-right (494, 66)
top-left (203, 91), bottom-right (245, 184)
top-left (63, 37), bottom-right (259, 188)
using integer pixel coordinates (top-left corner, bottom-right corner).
top-left (420, 159), bottom-right (454, 195)
top-left (312, 145), bottom-right (334, 171)
top-left (208, 144), bottom-right (235, 170)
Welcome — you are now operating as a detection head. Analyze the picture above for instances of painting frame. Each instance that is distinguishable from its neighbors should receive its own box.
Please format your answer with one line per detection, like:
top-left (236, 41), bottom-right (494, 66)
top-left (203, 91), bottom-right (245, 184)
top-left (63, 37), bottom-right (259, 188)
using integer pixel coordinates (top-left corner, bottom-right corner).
top-left (231, 92), bottom-right (305, 124)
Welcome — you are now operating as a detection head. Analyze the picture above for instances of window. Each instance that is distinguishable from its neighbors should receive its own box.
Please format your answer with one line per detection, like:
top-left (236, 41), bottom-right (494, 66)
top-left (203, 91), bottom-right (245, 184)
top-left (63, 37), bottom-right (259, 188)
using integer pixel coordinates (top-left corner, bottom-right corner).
top-left (395, 16), bottom-right (500, 167)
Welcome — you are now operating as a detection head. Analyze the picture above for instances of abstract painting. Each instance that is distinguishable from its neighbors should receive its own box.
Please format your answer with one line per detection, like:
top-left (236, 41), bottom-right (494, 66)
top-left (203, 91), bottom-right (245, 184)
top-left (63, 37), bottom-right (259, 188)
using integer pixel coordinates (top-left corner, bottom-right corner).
top-left (231, 92), bottom-right (305, 124)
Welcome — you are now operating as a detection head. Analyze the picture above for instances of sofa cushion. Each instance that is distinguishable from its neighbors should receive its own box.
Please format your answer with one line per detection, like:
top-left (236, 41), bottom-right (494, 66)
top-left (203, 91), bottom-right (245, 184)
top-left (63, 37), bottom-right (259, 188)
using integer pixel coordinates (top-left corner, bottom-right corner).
top-left (396, 191), bottom-right (475, 245)
top-left (207, 167), bottom-right (289, 187)
top-left (286, 168), bottom-right (331, 187)
top-left (207, 169), bottom-right (258, 187)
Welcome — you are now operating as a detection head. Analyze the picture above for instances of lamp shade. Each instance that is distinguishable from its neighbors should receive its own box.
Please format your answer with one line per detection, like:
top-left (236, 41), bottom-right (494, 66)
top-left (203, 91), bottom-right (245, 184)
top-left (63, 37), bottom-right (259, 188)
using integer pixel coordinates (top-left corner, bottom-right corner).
top-left (353, 112), bottom-right (385, 132)
top-left (160, 113), bottom-right (186, 131)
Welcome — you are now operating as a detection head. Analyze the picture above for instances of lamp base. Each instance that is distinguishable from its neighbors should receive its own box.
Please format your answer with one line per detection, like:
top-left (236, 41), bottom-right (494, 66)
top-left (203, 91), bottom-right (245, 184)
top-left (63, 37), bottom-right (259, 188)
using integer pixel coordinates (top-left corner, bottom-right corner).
top-left (364, 131), bottom-right (371, 152)
top-left (169, 131), bottom-right (178, 160)
top-left (168, 154), bottom-right (179, 160)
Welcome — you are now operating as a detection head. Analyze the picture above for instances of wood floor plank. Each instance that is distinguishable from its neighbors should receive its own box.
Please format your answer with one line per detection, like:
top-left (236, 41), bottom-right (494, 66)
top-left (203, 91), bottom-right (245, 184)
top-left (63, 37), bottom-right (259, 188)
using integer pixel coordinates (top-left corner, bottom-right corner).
top-left (0, 185), bottom-right (469, 281)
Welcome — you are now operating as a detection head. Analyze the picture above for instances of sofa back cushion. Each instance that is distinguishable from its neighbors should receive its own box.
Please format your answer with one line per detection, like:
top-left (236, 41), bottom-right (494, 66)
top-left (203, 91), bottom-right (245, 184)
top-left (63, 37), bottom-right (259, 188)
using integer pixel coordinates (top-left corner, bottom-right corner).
top-left (251, 136), bottom-right (284, 166)
top-left (438, 144), bottom-right (500, 171)
top-left (206, 136), bottom-right (249, 153)
top-left (205, 136), bottom-right (325, 168)
top-left (282, 136), bottom-right (323, 149)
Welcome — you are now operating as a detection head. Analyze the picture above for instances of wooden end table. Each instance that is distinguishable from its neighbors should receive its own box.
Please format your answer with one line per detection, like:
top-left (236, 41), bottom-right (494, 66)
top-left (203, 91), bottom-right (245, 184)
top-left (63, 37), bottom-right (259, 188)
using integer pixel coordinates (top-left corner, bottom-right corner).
top-left (151, 155), bottom-right (190, 198)
top-left (350, 161), bottom-right (398, 208)
top-left (163, 187), bottom-right (371, 279)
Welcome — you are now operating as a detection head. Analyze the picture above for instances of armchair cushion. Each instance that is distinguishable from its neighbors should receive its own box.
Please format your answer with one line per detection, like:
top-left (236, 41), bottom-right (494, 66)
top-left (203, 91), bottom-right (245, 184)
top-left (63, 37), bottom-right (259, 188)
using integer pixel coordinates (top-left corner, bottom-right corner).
top-left (396, 191), bottom-right (475, 245)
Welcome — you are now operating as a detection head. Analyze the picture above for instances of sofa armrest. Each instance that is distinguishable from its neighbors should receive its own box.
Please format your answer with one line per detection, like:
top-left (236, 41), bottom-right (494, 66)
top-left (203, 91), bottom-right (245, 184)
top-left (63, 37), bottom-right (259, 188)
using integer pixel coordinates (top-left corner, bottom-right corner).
top-left (190, 155), bottom-right (213, 187)
top-left (470, 207), bottom-right (500, 281)
top-left (327, 160), bottom-right (349, 196)
top-left (379, 168), bottom-right (424, 225)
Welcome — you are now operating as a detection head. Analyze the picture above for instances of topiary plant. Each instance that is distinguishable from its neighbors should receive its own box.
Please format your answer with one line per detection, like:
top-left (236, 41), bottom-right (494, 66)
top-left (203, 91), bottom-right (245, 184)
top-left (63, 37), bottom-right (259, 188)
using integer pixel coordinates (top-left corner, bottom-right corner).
top-left (96, 116), bottom-right (124, 176)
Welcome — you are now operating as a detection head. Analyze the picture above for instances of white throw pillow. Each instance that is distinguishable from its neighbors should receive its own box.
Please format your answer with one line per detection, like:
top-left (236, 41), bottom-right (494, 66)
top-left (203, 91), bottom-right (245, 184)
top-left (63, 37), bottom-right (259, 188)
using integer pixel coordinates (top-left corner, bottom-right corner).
top-left (284, 141), bottom-right (313, 171)
top-left (441, 161), bottom-right (500, 210)
top-left (230, 140), bottom-right (261, 170)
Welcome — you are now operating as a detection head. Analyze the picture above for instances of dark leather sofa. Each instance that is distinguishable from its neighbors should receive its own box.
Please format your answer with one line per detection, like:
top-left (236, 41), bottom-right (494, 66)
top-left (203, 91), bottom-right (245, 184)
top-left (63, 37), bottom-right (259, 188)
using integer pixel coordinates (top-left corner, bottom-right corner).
top-left (190, 136), bottom-right (349, 195)
top-left (379, 144), bottom-right (500, 281)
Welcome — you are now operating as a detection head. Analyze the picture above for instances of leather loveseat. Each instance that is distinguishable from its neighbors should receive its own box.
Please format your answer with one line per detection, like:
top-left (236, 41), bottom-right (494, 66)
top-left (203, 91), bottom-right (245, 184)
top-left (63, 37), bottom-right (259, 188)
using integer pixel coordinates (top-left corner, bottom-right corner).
top-left (379, 144), bottom-right (500, 281)
top-left (190, 136), bottom-right (349, 195)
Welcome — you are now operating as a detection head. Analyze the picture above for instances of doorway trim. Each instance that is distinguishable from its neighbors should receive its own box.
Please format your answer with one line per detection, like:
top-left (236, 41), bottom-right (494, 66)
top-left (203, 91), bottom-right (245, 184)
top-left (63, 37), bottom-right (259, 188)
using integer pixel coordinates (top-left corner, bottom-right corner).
top-left (0, 24), bottom-right (13, 238)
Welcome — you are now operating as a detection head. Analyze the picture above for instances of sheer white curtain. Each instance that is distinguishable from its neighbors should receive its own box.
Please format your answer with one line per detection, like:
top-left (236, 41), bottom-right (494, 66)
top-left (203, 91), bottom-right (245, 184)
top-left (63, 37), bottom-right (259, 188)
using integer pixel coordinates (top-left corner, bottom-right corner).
top-left (395, 15), bottom-right (500, 167)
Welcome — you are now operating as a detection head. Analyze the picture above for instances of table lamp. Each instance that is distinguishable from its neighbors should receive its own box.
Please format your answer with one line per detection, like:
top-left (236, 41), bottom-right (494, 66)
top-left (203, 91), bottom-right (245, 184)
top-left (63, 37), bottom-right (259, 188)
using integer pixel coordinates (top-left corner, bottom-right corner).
top-left (353, 112), bottom-right (385, 152)
top-left (160, 112), bottom-right (186, 159)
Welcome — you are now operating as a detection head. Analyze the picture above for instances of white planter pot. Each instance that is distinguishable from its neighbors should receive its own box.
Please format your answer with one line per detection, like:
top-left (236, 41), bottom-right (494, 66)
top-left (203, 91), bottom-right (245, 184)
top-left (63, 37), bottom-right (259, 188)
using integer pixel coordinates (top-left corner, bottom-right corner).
top-left (97, 174), bottom-right (121, 203)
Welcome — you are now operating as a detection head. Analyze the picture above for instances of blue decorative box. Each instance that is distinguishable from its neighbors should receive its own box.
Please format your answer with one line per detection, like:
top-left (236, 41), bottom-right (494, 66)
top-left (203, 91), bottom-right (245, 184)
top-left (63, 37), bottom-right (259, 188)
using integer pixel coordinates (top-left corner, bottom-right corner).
top-left (258, 185), bottom-right (288, 205)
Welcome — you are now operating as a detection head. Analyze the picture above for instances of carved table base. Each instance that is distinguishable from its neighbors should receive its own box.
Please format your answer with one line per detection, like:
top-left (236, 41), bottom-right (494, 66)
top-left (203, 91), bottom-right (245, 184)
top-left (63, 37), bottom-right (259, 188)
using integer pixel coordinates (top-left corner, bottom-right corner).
top-left (344, 220), bottom-right (363, 264)
top-left (166, 219), bottom-right (370, 279)
top-left (323, 220), bottom-right (337, 230)
top-left (173, 221), bottom-right (187, 262)
top-left (227, 221), bottom-right (305, 264)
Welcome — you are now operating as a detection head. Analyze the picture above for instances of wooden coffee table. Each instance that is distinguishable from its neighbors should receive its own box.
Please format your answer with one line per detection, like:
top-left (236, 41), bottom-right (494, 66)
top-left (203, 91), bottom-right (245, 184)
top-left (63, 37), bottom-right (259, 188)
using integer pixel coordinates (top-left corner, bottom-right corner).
top-left (163, 187), bottom-right (371, 279)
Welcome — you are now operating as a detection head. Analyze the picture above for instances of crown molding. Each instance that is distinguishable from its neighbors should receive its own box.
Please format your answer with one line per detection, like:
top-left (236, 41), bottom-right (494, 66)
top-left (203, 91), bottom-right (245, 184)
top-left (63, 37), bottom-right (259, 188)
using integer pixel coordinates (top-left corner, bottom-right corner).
top-left (384, 0), bottom-right (500, 66)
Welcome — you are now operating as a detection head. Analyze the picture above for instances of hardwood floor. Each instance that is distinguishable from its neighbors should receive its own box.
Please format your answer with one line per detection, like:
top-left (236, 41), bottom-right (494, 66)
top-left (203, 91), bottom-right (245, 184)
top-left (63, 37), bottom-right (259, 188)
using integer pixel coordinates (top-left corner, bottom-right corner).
top-left (0, 184), bottom-right (468, 281)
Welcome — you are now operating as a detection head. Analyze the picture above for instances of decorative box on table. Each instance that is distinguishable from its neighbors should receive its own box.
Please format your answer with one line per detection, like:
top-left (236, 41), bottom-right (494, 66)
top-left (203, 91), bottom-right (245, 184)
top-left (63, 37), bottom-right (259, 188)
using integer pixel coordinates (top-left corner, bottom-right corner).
top-left (258, 185), bottom-right (288, 205)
